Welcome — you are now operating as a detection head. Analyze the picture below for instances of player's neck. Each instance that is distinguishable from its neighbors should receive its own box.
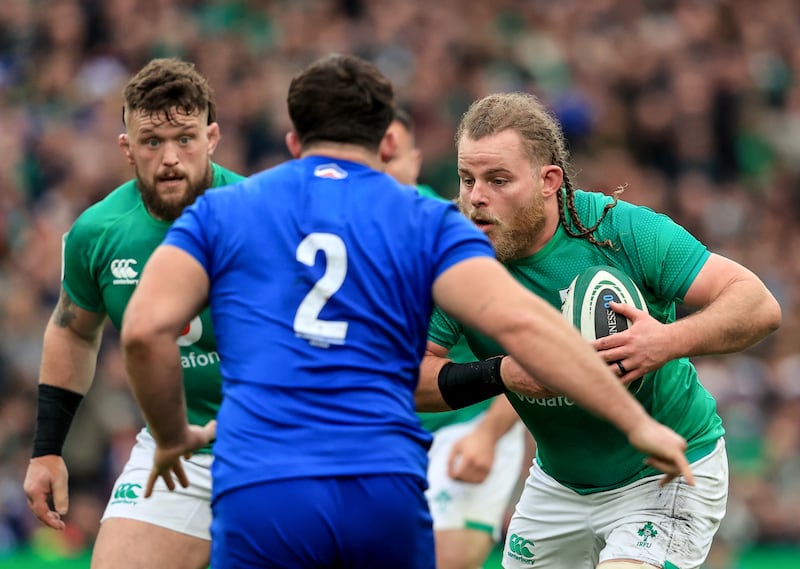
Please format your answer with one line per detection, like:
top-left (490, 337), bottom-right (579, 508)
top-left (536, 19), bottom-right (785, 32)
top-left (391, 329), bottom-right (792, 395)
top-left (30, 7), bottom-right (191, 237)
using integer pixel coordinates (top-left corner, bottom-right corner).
top-left (300, 142), bottom-right (384, 171)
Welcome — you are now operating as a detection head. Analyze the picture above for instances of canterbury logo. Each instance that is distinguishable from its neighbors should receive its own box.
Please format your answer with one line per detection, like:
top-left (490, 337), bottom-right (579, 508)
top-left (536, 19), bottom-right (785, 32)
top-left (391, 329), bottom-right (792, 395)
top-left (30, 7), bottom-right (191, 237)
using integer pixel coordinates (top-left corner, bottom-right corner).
top-left (113, 483), bottom-right (142, 500)
top-left (111, 259), bottom-right (138, 281)
top-left (508, 534), bottom-right (535, 558)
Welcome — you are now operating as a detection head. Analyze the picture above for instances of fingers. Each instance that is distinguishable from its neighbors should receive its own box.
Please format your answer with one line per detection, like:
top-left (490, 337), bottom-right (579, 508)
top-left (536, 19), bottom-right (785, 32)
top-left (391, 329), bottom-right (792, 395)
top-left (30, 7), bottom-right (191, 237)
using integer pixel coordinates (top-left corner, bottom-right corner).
top-left (28, 493), bottom-right (65, 530)
top-left (608, 301), bottom-right (640, 320)
top-left (144, 469), bottom-right (159, 498)
top-left (44, 510), bottom-right (66, 531)
top-left (658, 472), bottom-right (677, 486)
top-left (50, 475), bottom-right (69, 516)
top-left (447, 448), bottom-right (463, 479)
top-left (204, 419), bottom-right (217, 441)
top-left (174, 462), bottom-right (190, 489)
top-left (679, 458), bottom-right (695, 486)
top-left (145, 458), bottom-right (191, 499)
top-left (644, 455), bottom-right (695, 487)
top-left (184, 421), bottom-right (217, 459)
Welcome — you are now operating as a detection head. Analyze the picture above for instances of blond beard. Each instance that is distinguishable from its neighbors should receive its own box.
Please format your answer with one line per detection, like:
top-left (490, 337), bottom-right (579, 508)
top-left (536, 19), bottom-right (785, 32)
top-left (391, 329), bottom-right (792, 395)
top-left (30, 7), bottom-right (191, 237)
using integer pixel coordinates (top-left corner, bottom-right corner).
top-left (458, 194), bottom-right (545, 263)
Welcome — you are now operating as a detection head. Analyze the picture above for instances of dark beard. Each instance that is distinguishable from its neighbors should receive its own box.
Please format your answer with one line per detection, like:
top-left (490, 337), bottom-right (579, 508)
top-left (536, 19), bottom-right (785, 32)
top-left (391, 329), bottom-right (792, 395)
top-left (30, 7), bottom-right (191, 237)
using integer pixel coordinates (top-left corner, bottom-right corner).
top-left (138, 164), bottom-right (213, 221)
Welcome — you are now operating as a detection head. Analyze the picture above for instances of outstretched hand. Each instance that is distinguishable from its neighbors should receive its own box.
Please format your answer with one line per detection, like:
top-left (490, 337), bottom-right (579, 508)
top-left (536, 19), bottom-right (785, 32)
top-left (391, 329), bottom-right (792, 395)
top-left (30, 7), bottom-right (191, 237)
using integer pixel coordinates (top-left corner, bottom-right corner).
top-left (627, 419), bottom-right (695, 486)
top-left (145, 420), bottom-right (217, 498)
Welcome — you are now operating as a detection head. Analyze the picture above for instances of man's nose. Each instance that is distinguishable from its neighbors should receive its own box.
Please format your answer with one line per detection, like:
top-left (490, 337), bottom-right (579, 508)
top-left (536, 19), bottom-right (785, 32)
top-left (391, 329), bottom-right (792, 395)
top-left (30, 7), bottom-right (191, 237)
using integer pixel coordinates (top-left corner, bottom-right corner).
top-left (161, 142), bottom-right (180, 166)
top-left (469, 181), bottom-right (490, 207)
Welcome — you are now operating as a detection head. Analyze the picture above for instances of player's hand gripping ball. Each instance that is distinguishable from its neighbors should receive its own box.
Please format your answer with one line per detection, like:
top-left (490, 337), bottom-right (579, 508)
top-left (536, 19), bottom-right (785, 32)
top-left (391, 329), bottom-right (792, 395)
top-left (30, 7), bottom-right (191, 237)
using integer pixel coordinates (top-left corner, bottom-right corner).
top-left (562, 265), bottom-right (648, 391)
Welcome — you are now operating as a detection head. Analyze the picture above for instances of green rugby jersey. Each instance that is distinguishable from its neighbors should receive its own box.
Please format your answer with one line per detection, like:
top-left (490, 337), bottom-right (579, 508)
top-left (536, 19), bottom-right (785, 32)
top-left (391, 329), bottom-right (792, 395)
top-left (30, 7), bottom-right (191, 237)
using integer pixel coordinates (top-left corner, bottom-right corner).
top-left (427, 189), bottom-right (724, 493)
top-left (62, 163), bottom-right (244, 453)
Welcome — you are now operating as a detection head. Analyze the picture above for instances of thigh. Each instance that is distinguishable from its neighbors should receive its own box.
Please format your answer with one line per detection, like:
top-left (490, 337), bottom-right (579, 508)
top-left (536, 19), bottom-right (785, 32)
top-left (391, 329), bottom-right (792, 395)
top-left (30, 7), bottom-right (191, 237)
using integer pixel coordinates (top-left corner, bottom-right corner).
top-left (598, 439), bottom-right (729, 569)
top-left (435, 528), bottom-right (494, 569)
top-left (211, 475), bottom-right (435, 569)
top-left (91, 517), bottom-right (210, 569)
top-left (502, 462), bottom-right (599, 569)
top-left (101, 431), bottom-right (213, 540)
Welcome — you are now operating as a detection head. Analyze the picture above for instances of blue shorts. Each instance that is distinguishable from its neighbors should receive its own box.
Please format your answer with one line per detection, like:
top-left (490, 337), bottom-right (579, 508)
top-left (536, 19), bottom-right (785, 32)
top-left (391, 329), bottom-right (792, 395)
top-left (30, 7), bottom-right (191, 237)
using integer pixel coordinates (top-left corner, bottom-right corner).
top-left (210, 474), bottom-right (435, 568)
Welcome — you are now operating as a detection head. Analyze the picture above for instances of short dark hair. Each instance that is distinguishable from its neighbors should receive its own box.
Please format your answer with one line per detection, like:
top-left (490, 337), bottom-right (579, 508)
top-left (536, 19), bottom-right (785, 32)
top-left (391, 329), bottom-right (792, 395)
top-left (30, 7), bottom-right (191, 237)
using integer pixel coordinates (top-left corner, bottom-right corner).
top-left (393, 107), bottom-right (414, 134)
top-left (122, 58), bottom-right (216, 126)
top-left (287, 53), bottom-right (395, 151)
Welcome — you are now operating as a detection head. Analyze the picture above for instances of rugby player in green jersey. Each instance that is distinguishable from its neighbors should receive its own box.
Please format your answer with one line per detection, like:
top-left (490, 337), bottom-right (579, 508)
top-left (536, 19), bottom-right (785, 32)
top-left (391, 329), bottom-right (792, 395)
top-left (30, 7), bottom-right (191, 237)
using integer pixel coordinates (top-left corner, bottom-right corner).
top-left (385, 111), bottom-right (526, 569)
top-left (421, 92), bottom-right (781, 569)
top-left (23, 58), bottom-right (244, 569)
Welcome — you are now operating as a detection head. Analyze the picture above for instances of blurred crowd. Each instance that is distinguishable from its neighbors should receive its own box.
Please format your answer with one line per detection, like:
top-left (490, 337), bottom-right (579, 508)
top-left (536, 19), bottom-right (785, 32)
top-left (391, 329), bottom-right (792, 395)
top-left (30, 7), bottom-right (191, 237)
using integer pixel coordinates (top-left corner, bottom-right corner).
top-left (1, 0), bottom-right (799, 565)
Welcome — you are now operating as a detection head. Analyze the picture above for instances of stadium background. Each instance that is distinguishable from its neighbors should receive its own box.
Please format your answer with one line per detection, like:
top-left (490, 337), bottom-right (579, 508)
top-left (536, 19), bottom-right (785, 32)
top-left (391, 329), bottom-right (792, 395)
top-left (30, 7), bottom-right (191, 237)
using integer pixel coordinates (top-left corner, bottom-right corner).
top-left (0, 1), bottom-right (799, 567)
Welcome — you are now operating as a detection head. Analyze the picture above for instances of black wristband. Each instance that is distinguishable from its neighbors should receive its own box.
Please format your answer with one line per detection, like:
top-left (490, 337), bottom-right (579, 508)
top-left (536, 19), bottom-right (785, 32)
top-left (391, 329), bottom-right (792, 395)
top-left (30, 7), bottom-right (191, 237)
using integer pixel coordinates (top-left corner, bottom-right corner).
top-left (437, 356), bottom-right (506, 410)
top-left (32, 384), bottom-right (84, 458)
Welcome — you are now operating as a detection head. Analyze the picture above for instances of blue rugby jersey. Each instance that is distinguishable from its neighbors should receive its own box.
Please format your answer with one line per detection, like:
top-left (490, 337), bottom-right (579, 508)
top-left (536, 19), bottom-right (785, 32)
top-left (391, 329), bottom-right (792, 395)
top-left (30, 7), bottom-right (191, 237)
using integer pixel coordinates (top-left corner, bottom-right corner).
top-left (164, 155), bottom-right (494, 500)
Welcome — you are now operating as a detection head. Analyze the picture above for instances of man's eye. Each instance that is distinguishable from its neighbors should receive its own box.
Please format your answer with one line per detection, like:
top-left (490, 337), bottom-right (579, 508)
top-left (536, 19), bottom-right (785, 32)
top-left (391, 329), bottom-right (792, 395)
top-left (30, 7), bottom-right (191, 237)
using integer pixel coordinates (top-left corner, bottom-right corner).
top-left (179, 136), bottom-right (191, 144)
top-left (147, 139), bottom-right (160, 148)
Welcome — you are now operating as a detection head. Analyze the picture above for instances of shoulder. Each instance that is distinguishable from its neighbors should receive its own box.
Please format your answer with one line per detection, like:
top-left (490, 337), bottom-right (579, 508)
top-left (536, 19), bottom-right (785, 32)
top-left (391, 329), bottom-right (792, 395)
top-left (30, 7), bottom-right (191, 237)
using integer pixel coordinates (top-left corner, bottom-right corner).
top-left (69, 180), bottom-right (141, 237)
top-left (415, 184), bottom-right (445, 201)
top-left (211, 162), bottom-right (246, 186)
top-left (572, 189), bottom-right (666, 226)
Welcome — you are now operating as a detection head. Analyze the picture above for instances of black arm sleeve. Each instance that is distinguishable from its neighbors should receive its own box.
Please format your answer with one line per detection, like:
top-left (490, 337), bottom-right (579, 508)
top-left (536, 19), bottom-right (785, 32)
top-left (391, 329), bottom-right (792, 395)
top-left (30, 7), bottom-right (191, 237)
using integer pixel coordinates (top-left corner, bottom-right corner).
top-left (437, 355), bottom-right (506, 410)
top-left (32, 384), bottom-right (84, 457)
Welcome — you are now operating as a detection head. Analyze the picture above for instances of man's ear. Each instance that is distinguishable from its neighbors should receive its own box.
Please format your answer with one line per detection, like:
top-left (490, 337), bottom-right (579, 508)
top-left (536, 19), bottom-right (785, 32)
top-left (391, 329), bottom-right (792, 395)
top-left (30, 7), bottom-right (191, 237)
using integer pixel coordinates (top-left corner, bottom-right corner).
top-left (118, 133), bottom-right (134, 165)
top-left (540, 165), bottom-right (564, 197)
top-left (379, 129), bottom-right (398, 164)
top-left (285, 130), bottom-right (303, 158)
top-left (207, 122), bottom-right (221, 156)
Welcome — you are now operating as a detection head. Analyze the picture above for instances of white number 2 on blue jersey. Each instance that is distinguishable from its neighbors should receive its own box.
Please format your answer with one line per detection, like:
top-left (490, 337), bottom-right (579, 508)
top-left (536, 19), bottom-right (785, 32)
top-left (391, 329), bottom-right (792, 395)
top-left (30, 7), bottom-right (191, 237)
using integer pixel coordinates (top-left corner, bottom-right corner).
top-left (293, 232), bottom-right (349, 347)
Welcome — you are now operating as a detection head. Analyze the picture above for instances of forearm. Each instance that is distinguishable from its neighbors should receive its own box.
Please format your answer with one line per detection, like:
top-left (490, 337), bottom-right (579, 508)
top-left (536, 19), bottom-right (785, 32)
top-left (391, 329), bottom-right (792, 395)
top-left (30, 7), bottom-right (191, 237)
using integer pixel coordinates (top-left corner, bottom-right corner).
top-left (123, 334), bottom-right (188, 447)
top-left (33, 320), bottom-right (103, 458)
top-left (498, 356), bottom-right (559, 399)
top-left (415, 352), bottom-right (451, 411)
top-left (416, 345), bottom-right (508, 412)
top-left (496, 303), bottom-right (650, 436)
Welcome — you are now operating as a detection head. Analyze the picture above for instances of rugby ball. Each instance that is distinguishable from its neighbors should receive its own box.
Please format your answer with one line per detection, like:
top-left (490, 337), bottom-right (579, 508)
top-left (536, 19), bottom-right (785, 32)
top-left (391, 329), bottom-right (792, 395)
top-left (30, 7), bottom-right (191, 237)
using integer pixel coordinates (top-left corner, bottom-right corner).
top-left (561, 265), bottom-right (648, 341)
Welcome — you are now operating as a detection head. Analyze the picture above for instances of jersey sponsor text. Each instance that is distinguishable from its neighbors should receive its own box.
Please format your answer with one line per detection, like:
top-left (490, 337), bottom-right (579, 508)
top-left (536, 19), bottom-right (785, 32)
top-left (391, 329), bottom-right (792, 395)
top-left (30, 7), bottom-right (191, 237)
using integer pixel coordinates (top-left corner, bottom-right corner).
top-left (181, 350), bottom-right (220, 369)
top-left (512, 392), bottom-right (575, 407)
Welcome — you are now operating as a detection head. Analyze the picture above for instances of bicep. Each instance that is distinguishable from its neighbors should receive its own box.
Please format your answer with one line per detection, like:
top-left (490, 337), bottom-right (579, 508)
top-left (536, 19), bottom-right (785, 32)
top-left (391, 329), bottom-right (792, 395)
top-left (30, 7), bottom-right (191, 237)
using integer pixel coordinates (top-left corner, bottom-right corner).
top-left (681, 253), bottom-right (755, 309)
top-left (50, 288), bottom-right (106, 343)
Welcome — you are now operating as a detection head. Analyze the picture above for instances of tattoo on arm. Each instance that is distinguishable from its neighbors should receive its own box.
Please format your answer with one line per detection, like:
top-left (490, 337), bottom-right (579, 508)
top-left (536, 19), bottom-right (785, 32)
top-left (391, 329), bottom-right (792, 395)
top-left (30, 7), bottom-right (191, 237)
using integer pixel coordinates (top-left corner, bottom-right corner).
top-left (53, 289), bottom-right (77, 328)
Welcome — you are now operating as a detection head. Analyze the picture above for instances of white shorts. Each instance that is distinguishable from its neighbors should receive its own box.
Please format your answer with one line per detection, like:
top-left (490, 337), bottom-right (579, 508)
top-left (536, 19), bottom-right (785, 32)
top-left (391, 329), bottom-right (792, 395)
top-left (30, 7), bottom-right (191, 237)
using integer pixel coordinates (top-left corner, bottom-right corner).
top-left (503, 438), bottom-right (728, 569)
top-left (100, 428), bottom-right (214, 540)
top-left (426, 417), bottom-right (525, 542)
